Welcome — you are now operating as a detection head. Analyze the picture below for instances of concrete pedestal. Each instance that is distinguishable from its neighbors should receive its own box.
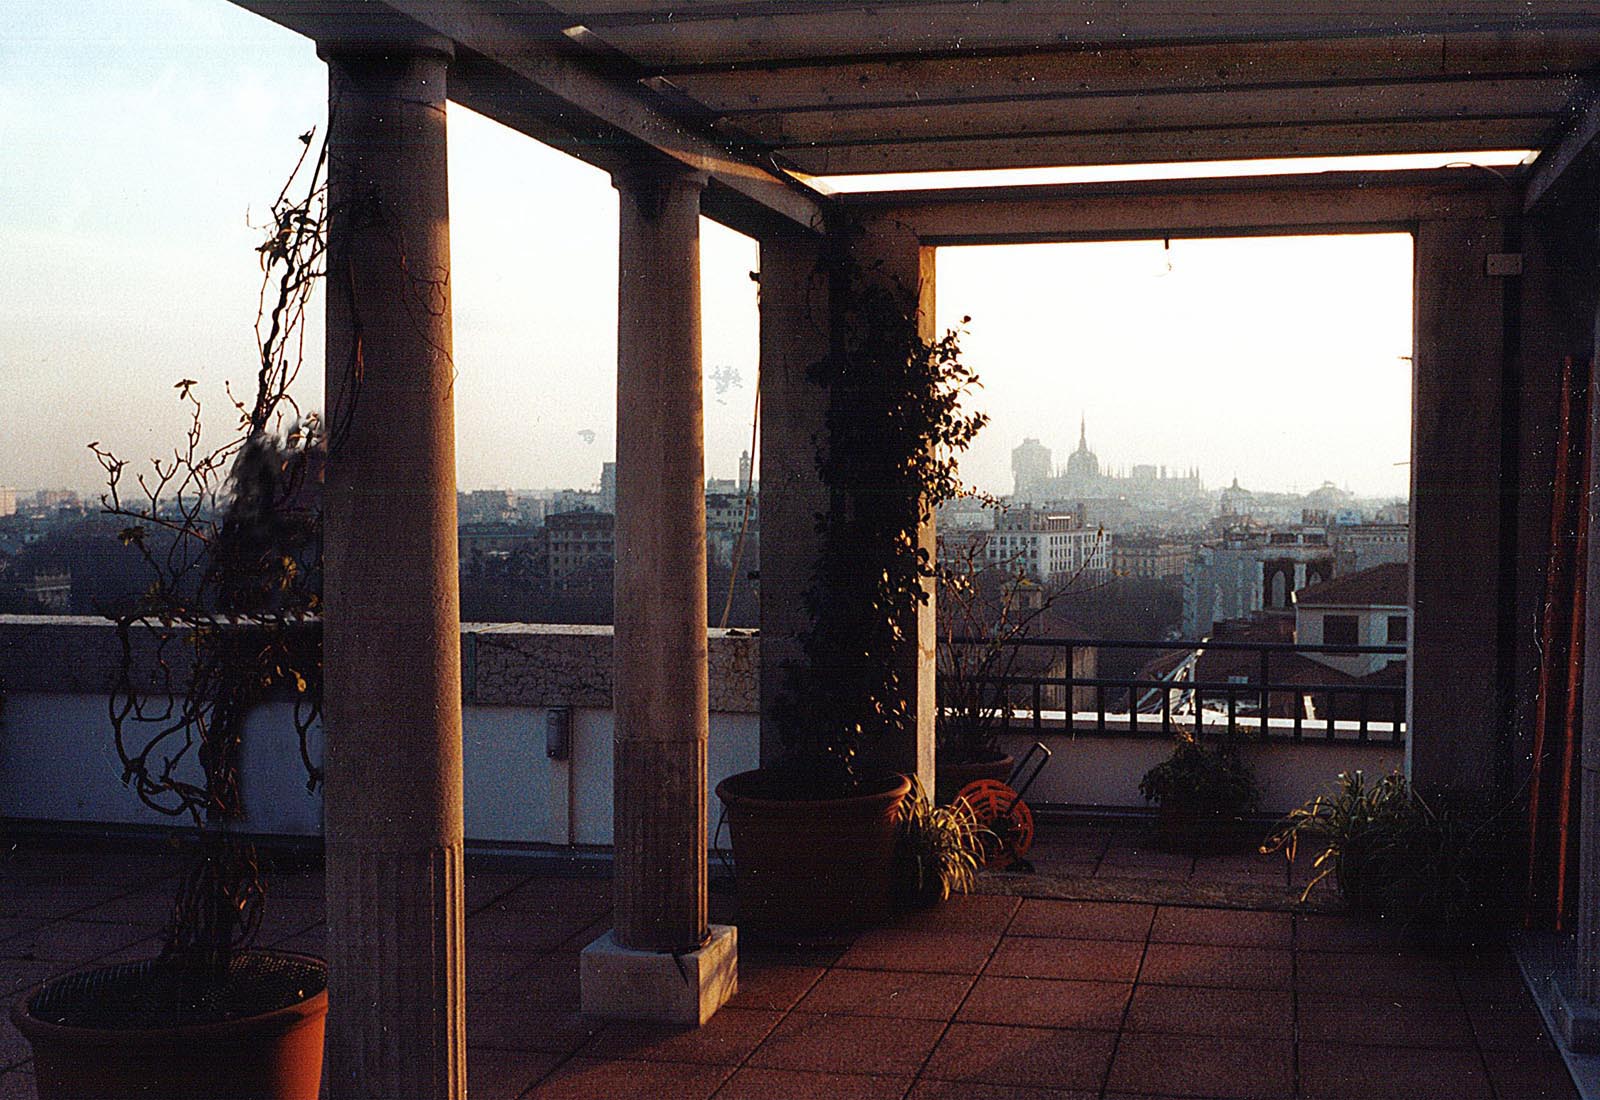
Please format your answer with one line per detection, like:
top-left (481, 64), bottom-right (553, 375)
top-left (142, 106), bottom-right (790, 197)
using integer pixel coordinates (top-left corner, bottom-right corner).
top-left (1553, 976), bottom-right (1600, 1054)
top-left (580, 926), bottom-right (737, 1027)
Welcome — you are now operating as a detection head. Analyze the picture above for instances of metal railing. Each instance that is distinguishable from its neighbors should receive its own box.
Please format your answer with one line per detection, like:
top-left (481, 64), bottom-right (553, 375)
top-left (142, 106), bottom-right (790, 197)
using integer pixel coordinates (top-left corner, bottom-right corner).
top-left (941, 635), bottom-right (1407, 746)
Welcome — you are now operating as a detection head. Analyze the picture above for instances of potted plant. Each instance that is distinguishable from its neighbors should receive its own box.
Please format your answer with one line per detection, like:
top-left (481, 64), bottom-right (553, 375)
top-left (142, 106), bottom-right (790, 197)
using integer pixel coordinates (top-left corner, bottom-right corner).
top-left (11, 136), bottom-right (330, 1100)
top-left (891, 778), bottom-right (990, 910)
top-left (1263, 770), bottom-right (1515, 948)
top-left (716, 229), bottom-right (987, 940)
top-left (1138, 730), bottom-right (1259, 852)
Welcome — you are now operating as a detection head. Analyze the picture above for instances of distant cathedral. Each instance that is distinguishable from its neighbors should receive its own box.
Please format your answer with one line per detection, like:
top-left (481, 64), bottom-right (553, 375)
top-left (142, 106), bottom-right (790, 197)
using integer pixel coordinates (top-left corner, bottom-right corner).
top-left (1011, 416), bottom-right (1203, 504)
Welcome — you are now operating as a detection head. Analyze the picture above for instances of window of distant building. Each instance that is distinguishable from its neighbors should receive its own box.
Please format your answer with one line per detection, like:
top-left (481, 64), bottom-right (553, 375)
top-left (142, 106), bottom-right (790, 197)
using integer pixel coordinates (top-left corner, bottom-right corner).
top-left (1323, 614), bottom-right (1359, 646)
top-left (1387, 615), bottom-right (1408, 644)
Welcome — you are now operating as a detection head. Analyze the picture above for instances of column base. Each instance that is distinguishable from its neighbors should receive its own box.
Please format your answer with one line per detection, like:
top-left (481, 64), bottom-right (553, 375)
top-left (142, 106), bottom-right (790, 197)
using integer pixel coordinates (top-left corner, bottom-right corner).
top-left (579, 925), bottom-right (737, 1027)
top-left (1552, 976), bottom-right (1600, 1054)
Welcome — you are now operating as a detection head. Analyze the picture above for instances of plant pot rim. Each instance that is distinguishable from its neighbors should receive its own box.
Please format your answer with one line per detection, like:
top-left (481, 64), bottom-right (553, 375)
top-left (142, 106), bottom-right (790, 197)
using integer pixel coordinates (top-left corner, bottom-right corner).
top-left (716, 768), bottom-right (910, 808)
top-left (10, 951), bottom-right (328, 1047)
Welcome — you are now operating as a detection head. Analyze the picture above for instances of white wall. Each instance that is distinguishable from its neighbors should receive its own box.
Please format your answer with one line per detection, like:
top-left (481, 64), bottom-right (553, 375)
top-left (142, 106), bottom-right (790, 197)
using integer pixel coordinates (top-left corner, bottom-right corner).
top-left (0, 691), bottom-right (760, 847)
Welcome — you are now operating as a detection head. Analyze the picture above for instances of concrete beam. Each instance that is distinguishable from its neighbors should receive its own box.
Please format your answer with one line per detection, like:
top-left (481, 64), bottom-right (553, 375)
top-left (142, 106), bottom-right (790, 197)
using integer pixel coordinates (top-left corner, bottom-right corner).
top-left (229, 0), bottom-right (826, 238)
top-left (1524, 83), bottom-right (1600, 212)
top-left (852, 170), bottom-right (1522, 246)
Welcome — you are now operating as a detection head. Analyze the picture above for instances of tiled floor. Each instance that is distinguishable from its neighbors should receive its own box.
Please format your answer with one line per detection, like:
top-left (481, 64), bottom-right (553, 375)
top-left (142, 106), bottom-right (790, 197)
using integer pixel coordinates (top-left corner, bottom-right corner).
top-left (0, 829), bottom-right (1578, 1100)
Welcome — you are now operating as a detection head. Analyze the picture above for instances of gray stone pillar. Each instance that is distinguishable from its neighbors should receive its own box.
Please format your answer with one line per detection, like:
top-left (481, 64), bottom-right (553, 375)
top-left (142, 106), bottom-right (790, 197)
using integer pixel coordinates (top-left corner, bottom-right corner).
top-left (757, 231), bottom-right (829, 765)
top-left (320, 38), bottom-right (466, 1100)
top-left (580, 163), bottom-right (735, 1026)
top-left (843, 214), bottom-right (939, 794)
top-left (1408, 217), bottom-right (1508, 794)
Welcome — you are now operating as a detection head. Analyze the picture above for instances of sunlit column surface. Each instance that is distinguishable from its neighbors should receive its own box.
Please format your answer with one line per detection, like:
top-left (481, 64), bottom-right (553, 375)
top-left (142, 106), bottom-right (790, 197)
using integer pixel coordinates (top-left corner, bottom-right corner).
top-left (611, 163), bottom-right (712, 953)
top-left (319, 36), bottom-right (465, 1100)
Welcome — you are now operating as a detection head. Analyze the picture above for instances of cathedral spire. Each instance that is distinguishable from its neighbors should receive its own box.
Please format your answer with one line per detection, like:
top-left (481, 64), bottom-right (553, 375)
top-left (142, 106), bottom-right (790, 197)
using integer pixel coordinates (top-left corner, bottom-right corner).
top-left (1078, 412), bottom-right (1088, 452)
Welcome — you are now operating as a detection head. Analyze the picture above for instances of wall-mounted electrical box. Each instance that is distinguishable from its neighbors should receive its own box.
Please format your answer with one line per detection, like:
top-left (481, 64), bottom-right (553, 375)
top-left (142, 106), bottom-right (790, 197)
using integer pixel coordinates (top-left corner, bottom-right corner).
top-left (545, 706), bottom-right (572, 761)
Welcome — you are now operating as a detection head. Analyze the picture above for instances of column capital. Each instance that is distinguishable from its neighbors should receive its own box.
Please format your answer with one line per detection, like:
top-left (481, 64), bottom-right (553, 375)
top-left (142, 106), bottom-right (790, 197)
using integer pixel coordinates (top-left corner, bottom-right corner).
top-left (612, 161), bottom-right (710, 219)
top-left (317, 33), bottom-right (454, 67)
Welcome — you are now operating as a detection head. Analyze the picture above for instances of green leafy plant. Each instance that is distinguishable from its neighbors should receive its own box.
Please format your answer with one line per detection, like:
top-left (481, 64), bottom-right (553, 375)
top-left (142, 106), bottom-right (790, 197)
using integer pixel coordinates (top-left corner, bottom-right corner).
top-left (892, 777), bottom-right (990, 909)
top-left (774, 228), bottom-right (987, 797)
top-left (1263, 770), bottom-right (1515, 942)
top-left (1139, 733), bottom-right (1259, 838)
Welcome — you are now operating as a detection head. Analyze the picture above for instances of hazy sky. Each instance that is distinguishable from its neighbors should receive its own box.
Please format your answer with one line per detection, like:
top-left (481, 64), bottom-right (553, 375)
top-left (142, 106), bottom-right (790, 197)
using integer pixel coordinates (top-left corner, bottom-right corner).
top-left (4, 0), bottom-right (1413, 502)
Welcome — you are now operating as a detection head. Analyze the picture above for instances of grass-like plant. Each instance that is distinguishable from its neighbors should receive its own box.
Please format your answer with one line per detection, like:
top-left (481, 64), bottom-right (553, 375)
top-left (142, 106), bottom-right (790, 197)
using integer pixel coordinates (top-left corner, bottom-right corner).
top-left (893, 776), bottom-right (990, 908)
top-left (1263, 770), bottom-right (1515, 944)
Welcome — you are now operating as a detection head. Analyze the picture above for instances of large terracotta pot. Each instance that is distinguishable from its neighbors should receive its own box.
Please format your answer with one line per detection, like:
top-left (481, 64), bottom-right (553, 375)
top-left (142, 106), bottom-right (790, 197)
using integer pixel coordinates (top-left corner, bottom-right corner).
top-left (12, 952), bottom-right (327, 1100)
top-left (936, 750), bottom-right (1015, 806)
top-left (716, 769), bottom-right (911, 942)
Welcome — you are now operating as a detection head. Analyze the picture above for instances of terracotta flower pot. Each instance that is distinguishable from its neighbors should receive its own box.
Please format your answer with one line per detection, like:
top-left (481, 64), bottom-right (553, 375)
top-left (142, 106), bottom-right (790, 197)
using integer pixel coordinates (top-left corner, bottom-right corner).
top-left (12, 952), bottom-right (328, 1100)
top-left (716, 769), bottom-right (911, 943)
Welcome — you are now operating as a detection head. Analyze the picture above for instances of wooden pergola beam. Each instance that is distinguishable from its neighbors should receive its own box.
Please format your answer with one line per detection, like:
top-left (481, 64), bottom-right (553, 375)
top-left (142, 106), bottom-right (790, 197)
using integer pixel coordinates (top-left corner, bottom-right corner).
top-left (549, 1), bottom-right (1600, 67)
top-left (851, 169), bottom-right (1522, 245)
top-left (655, 30), bottom-right (1600, 111)
top-left (232, 0), bottom-right (826, 237)
top-left (781, 117), bottom-right (1552, 176)
top-left (1524, 82), bottom-right (1600, 210)
top-left (720, 77), bottom-right (1575, 148)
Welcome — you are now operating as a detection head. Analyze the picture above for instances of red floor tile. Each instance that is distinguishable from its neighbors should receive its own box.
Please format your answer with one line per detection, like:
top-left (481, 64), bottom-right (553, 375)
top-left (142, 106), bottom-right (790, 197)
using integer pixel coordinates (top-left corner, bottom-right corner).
top-left (1138, 942), bottom-right (1291, 990)
top-left (723, 962), bottom-right (823, 1011)
top-left (836, 929), bottom-right (999, 974)
top-left (1296, 949), bottom-right (1456, 998)
top-left (795, 967), bottom-right (973, 1019)
top-left (1462, 994), bottom-right (1559, 1053)
top-left (987, 936), bottom-right (1144, 983)
top-left (467, 995), bottom-right (603, 1054)
top-left (1009, 900), bottom-right (1154, 942)
top-left (956, 976), bottom-right (1130, 1031)
top-left (1297, 992), bottom-right (1475, 1049)
top-left (1123, 983), bottom-right (1292, 1039)
top-left (579, 1007), bottom-right (782, 1065)
top-left (1481, 1047), bottom-right (1581, 1100)
top-left (1106, 1031), bottom-right (1293, 1099)
top-left (1299, 1040), bottom-right (1492, 1100)
top-left (890, 894), bottom-right (1020, 934)
top-left (921, 1022), bottom-right (1116, 1091)
top-left (713, 1067), bottom-right (911, 1100)
top-left (747, 1011), bottom-right (947, 1077)
top-left (468, 1048), bottom-right (565, 1100)
top-left (910, 1080), bottom-right (1095, 1100)
top-left (1295, 913), bottom-right (1407, 952)
top-left (1150, 905), bottom-right (1292, 947)
top-left (528, 1056), bottom-right (732, 1100)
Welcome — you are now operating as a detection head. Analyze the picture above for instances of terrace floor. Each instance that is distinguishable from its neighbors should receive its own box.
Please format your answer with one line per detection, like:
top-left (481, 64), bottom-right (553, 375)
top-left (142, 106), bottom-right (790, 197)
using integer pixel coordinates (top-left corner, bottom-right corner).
top-left (0, 826), bottom-right (1579, 1100)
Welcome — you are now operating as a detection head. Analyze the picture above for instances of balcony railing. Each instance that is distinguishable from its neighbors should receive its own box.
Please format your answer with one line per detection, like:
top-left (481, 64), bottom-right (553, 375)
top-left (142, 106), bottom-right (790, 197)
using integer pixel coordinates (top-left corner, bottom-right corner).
top-left (942, 635), bottom-right (1408, 746)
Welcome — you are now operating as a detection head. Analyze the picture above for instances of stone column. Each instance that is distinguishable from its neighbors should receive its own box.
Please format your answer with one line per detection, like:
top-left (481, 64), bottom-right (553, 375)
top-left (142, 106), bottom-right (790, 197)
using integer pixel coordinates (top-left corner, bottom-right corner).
top-left (580, 162), bottom-right (735, 1026)
top-left (757, 230), bottom-right (829, 764)
top-left (319, 38), bottom-right (465, 1099)
top-left (841, 214), bottom-right (940, 793)
top-left (1408, 217), bottom-right (1508, 794)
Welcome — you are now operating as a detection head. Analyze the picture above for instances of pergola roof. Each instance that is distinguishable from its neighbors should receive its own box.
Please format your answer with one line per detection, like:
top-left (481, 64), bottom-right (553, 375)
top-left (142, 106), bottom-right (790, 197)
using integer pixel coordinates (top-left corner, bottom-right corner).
top-left (244, 2), bottom-right (1600, 230)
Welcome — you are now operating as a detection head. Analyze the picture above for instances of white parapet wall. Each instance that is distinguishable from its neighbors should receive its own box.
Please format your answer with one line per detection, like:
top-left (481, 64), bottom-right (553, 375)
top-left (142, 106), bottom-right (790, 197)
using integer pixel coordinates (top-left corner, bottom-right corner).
top-left (0, 616), bottom-right (1402, 840)
top-left (0, 617), bottom-right (760, 847)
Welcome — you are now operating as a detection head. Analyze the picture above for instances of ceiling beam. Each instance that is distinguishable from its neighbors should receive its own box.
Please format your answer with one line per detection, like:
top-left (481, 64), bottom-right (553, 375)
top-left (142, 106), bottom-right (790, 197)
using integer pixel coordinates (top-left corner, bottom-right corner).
top-left (845, 169), bottom-right (1522, 245)
top-left (1523, 83), bottom-right (1600, 210)
top-left (778, 117), bottom-right (1552, 175)
top-left (230, 0), bottom-right (826, 237)
top-left (718, 77), bottom-right (1574, 148)
top-left (550, 2), bottom-right (1600, 68)
top-left (655, 31), bottom-right (1600, 114)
